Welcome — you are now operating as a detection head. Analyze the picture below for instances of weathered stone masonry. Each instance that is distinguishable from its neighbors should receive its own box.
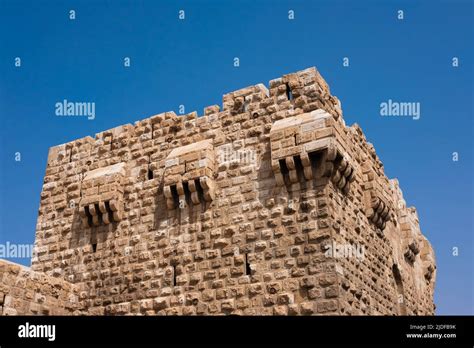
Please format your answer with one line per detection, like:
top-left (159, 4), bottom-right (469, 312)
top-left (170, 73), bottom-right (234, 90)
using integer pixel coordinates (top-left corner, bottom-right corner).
top-left (0, 67), bottom-right (436, 315)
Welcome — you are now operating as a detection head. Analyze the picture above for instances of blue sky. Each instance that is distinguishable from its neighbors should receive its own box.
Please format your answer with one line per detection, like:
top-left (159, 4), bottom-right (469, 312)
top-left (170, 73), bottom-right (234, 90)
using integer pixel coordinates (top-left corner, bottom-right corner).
top-left (0, 0), bottom-right (472, 315)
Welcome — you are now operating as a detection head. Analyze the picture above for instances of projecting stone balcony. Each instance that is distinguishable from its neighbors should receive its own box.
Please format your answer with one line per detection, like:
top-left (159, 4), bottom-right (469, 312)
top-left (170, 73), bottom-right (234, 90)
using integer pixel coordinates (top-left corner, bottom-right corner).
top-left (163, 139), bottom-right (216, 209)
top-left (363, 179), bottom-right (392, 232)
top-left (79, 162), bottom-right (125, 227)
top-left (404, 240), bottom-right (420, 264)
top-left (269, 109), bottom-right (355, 192)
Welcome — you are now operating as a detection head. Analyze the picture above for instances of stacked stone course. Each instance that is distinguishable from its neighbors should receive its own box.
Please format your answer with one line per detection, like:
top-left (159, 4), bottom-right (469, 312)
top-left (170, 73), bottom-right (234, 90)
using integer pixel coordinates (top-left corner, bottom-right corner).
top-left (0, 67), bottom-right (436, 315)
top-left (0, 259), bottom-right (77, 315)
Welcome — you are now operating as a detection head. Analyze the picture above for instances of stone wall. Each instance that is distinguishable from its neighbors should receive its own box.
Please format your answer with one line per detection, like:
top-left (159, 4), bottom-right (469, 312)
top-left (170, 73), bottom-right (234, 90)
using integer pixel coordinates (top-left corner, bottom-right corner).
top-left (0, 259), bottom-right (77, 315)
top-left (2, 67), bottom-right (435, 315)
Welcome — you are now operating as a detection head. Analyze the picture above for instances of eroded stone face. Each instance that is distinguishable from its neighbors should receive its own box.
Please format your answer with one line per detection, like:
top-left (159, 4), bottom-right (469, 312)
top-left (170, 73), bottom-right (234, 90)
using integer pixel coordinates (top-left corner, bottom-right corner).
top-left (0, 67), bottom-right (436, 316)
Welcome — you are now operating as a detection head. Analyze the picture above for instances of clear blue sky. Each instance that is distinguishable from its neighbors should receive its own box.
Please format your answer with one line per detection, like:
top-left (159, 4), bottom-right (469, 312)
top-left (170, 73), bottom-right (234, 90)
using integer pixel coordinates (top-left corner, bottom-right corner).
top-left (0, 0), bottom-right (472, 315)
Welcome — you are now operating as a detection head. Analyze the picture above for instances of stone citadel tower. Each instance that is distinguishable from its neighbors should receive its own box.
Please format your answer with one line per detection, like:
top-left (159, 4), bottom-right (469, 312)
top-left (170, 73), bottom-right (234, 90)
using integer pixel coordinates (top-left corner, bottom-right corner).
top-left (0, 67), bottom-right (436, 315)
